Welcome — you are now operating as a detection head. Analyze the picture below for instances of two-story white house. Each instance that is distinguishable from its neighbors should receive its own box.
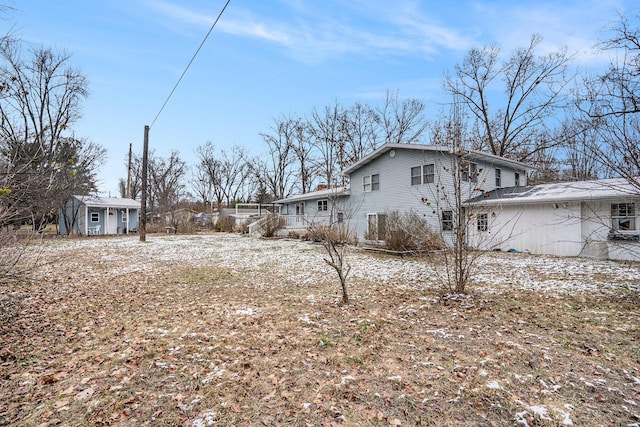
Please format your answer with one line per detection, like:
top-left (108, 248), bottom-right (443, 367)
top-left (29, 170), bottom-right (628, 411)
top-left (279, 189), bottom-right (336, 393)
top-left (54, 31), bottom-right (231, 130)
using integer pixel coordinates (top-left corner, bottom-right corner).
top-left (276, 143), bottom-right (533, 243)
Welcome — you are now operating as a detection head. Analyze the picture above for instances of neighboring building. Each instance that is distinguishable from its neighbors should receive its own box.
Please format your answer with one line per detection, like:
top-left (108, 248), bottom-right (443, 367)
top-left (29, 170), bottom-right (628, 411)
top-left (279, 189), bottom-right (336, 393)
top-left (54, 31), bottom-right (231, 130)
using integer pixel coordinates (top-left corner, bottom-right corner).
top-left (59, 195), bottom-right (140, 236)
top-left (163, 208), bottom-right (197, 225)
top-left (465, 178), bottom-right (640, 261)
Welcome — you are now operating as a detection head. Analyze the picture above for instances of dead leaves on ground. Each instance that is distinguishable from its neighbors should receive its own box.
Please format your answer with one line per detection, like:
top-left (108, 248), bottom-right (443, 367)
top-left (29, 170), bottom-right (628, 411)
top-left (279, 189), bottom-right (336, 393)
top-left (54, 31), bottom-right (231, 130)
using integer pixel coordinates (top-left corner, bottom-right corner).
top-left (1, 237), bottom-right (639, 426)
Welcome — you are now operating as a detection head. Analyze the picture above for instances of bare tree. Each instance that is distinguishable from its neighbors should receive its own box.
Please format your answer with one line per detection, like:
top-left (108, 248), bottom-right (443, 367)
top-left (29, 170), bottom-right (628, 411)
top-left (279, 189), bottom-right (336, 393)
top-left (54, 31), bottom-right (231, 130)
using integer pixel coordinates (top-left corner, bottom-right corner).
top-left (258, 116), bottom-right (297, 199)
top-left (576, 14), bottom-right (640, 191)
top-left (443, 34), bottom-right (574, 164)
top-left (290, 117), bottom-right (316, 194)
top-left (146, 150), bottom-right (187, 219)
top-left (342, 102), bottom-right (379, 165)
top-left (308, 101), bottom-right (346, 188)
top-left (195, 142), bottom-right (251, 208)
top-left (0, 39), bottom-right (103, 228)
top-left (377, 89), bottom-right (428, 145)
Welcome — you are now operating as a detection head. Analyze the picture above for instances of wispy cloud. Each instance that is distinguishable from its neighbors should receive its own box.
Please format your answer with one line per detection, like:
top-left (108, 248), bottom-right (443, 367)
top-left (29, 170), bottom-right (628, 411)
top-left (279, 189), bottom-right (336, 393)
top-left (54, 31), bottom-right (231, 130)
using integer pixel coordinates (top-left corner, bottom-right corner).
top-left (141, 0), bottom-right (637, 68)
top-left (142, 0), bottom-right (474, 63)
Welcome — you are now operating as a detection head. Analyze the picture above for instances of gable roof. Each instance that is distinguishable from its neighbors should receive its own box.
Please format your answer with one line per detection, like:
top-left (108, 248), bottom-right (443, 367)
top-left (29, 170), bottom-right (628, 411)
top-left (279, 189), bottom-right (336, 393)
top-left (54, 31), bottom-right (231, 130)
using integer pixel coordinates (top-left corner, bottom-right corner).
top-left (465, 177), bottom-right (640, 206)
top-left (275, 186), bottom-right (350, 204)
top-left (74, 195), bottom-right (140, 209)
top-left (342, 142), bottom-right (535, 175)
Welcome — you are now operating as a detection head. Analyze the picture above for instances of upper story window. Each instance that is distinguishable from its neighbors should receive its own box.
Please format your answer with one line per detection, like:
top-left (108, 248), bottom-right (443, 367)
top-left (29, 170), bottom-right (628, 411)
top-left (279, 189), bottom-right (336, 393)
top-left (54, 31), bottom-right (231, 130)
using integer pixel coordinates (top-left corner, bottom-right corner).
top-left (371, 174), bottom-right (380, 191)
top-left (495, 168), bottom-right (502, 188)
top-left (410, 166), bottom-right (421, 186)
top-left (363, 174), bottom-right (380, 192)
top-left (90, 212), bottom-right (99, 222)
top-left (611, 203), bottom-right (636, 231)
top-left (462, 162), bottom-right (478, 183)
top-left (317, 199), bottom-right (328, 212)
top-left (411, 164), bottom-right (435, 186)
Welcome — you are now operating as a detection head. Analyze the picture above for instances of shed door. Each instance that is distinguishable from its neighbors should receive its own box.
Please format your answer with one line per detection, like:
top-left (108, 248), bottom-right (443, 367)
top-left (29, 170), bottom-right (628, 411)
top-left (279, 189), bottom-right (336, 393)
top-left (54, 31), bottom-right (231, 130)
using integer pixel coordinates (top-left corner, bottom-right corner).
top-left (107, 209), bottom-right (118, 234)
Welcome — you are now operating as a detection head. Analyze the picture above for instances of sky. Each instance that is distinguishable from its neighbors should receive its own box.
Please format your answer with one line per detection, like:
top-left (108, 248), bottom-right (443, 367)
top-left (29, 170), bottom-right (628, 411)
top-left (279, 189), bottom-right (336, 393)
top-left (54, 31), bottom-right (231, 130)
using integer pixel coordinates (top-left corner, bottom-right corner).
top-left (6, 0), bottom-right (640, 196)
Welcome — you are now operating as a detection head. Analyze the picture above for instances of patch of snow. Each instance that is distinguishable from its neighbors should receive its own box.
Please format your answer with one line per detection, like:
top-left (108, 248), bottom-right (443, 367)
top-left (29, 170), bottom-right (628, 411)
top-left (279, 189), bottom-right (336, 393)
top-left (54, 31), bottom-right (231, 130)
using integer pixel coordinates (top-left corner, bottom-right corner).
top-left (191, 411), bottom-right (216, 427)
top-left (235, 307), bottom-right (255, 316)
top-left (487, 380), bottom-right (501, 390)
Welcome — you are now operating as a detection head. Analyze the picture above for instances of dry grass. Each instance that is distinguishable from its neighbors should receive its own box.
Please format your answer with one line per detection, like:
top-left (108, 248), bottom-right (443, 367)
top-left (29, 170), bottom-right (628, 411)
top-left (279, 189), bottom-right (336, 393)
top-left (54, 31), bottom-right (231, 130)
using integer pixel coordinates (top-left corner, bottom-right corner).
top-left (0, 233), bottom-right (639, 426)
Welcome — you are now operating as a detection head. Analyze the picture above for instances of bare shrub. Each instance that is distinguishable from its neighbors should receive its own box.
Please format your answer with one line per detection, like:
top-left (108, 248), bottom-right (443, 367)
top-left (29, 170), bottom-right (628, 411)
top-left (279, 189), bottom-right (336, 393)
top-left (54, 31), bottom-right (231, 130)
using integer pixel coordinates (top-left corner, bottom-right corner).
top-left (383, 211), bottom-right (445, 253)
top-left (257, 213), bottom-right (284, 238)
top-left (216, 217), bottom-right (235, 232)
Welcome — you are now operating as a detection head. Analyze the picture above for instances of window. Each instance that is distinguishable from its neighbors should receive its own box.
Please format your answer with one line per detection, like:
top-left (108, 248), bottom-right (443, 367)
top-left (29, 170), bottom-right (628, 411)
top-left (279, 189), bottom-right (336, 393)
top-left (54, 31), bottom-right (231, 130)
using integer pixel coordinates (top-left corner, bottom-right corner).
top-left (462, 162), bottom-right (478, 183)
top-left (515, 172), bottom-right (520, 187)
top-left (441, 210), bottom-right (453, 231)
top-left (317, 199), bottom-right (328, 212)
top-left (122, 212), bottom-right (128, 222)
top-left (411, 164), bottom-right (435, 185)
top-left (90, 212), bottom-right (99, 222)
top-left (477, 213), bottom-right (488, 232)
top-left (296, 202), bottom-right (305, 216)
top-left (423, 164), bottom-right (435, 184)
top-left (363, 175), bottom-right (371, 192)
top-left (611, 203), bottom-right (636, 231)
top-left (371, 174), bottom-right (380, 191)
top-left (337, 212), bottom-right (344, 224)
top-left (363, 174), bottom-right (380, 192)
top-left (411, 166), bottom-right (422, 186)
top-left (495, 168), bottom-right (501, 187)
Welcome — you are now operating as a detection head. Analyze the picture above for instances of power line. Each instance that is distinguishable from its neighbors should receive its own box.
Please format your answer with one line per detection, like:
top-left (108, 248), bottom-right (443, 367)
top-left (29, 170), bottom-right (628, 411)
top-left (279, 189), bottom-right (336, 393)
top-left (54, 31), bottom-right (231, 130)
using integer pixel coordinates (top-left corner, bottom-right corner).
top-left (149, 0), bottom-right (231, 129)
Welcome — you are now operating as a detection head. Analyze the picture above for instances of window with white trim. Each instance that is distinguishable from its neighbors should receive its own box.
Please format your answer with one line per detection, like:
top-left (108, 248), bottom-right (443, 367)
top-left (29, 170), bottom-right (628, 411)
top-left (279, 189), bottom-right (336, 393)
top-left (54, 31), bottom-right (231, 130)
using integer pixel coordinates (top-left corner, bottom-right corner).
top-left (411, 164), bottom-right (435, 185)
top-left (423, 164), bottom-right (435, 184)
top-left (363, 174), bottom-right (380, 192)
top-left (462, 162), bottom-right (478, 183)
top-left (495, 168), bottom-right (501, 187)
top-left (611, 203), bottom-right (636, 231)
top-left (317, 199), bottom-right (328, 212)
top-left (515, 172), bottom-right (520, 187)
top-left (122, 211), bottom-right (128, 222)
top-left (90, 212), bottom-right (99, 222)
top-left (477, 213), bottom-right (488, 232)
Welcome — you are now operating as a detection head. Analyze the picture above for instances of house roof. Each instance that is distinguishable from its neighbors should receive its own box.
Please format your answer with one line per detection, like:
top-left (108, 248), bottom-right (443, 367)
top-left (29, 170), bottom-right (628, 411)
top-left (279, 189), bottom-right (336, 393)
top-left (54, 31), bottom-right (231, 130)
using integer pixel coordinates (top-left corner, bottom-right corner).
top-left (275, 186), bottom-right (350, 204)
top-left (465, 177), bottom-right (640, 206)
top-left (74, 195), bottom-right (140, 209)
top-left (342, 143), bottom-right (535, 175)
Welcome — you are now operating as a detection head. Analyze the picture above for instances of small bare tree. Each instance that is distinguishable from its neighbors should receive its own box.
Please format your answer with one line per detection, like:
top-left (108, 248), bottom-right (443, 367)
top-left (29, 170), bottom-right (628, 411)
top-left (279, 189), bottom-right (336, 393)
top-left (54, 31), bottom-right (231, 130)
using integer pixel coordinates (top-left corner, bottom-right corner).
top-left (308, 223), bottom-right (356, 304)
top-left (306, 192), bottom-right (356, 304)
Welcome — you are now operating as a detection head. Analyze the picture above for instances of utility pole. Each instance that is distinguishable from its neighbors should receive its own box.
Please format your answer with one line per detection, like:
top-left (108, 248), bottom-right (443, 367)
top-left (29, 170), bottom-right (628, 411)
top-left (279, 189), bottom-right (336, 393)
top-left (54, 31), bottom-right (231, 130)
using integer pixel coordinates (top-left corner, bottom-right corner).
top-left (140, 126), bottom-right (149, 242)
top-left (126, 143), bottom-right (132, 199)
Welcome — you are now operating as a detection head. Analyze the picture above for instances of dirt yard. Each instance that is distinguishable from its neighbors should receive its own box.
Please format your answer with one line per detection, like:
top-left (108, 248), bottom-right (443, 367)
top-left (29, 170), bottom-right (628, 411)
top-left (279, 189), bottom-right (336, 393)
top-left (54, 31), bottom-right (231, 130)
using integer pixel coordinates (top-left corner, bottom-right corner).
top-left (1, 233), bottom-right (639, 426)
